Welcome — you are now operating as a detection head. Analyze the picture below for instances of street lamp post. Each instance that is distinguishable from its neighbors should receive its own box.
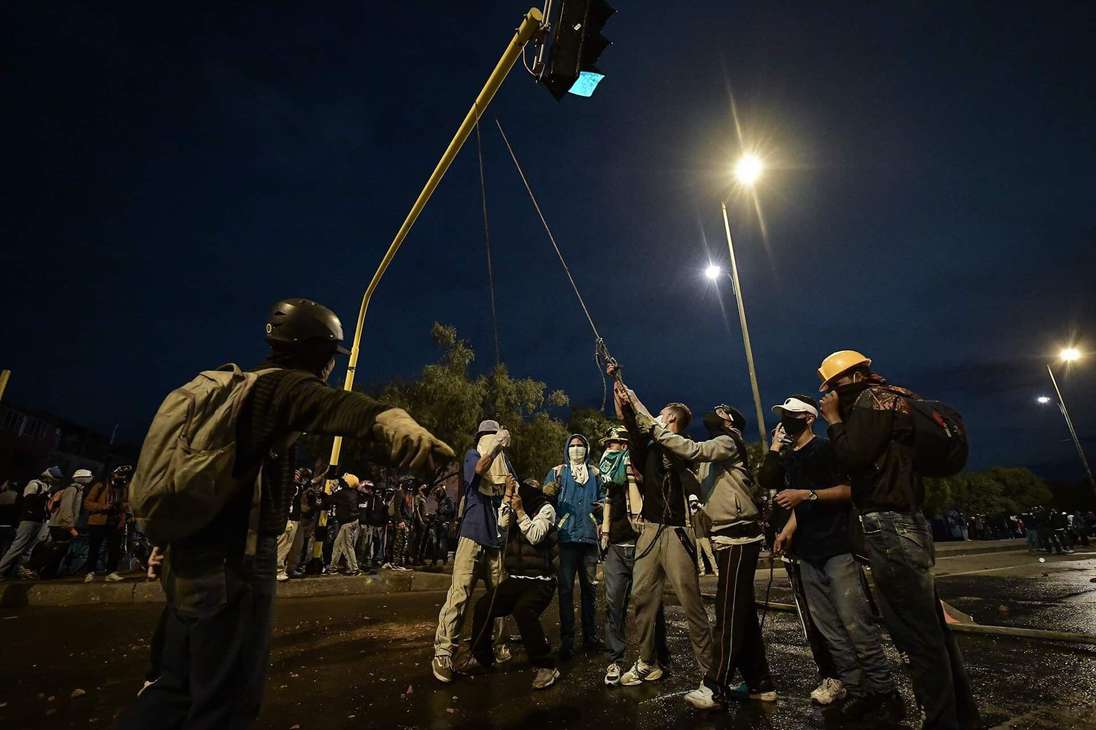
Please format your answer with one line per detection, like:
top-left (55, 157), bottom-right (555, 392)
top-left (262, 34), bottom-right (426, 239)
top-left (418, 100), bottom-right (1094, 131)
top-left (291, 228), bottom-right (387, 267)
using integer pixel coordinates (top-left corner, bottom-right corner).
top-left (714, 153), bottom-right (768, 450)
top-left (1044, 348), bottom-right (1095, 495)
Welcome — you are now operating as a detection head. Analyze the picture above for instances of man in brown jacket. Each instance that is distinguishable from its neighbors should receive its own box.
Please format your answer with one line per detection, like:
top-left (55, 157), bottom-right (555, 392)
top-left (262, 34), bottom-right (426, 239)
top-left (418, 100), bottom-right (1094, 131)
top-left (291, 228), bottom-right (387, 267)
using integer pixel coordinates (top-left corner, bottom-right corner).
top-left (82, 472), bottom-right (126, 582)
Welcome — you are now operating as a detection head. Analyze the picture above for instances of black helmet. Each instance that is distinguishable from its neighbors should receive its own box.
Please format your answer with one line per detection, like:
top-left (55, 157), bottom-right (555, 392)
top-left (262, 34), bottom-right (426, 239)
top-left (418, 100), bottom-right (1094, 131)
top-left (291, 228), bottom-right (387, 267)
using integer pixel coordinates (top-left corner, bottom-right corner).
top-left (265, 299), bottom-right (350, 354)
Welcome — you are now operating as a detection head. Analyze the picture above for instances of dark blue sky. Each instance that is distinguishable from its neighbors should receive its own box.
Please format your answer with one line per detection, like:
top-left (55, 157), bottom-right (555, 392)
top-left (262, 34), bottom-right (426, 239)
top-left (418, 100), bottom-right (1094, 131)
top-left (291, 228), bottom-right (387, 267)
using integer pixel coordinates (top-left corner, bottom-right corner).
top-left (3, 2), bottom-right (1094, 479)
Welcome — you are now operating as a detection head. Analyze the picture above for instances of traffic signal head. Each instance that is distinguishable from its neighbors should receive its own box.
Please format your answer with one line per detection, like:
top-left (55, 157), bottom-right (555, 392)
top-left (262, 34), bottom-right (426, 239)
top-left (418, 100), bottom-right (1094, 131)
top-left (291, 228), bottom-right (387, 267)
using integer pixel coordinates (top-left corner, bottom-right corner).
top-left (542, 0), bottom-right (615, 100)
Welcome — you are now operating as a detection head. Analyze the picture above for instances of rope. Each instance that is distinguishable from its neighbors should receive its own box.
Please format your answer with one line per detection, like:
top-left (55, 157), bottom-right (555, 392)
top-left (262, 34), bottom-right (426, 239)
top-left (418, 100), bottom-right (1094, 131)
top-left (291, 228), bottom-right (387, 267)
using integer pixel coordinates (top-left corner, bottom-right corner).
top-left (474, 104), bottom-right (502, 368)
top-left (495, 118), bottom-right (603, 344)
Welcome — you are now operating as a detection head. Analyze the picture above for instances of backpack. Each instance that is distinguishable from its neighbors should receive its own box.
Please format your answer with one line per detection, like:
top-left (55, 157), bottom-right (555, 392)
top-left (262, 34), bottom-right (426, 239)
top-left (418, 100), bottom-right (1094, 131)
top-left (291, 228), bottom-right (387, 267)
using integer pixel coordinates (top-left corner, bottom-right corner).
top-left (130, 364), bottom-right (278, 545)
top-left (888, 390), bottom-right (969, 478)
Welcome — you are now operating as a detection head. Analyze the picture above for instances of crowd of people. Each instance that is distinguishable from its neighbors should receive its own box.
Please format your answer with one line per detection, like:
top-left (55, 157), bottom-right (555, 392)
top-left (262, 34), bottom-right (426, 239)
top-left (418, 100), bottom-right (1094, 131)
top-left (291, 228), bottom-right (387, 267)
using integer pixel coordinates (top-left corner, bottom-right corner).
top-left (934, 506), bottom-right (1094, 553)
top-left (0, 464), bottom-right (150, 582)
top-left (275, 469), bottom-right (457, 580)
top-left (6, 298), bottom-right (1086, 730)
top-left (428, 349), bottom-right (991, 729)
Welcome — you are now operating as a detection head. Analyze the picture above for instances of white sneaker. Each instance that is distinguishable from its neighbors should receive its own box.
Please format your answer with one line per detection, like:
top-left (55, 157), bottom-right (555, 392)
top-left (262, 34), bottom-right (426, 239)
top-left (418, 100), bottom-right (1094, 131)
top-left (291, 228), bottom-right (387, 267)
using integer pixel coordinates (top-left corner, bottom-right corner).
top-left (137, 679), bottom-right (158, 698)
top-left (84, 572), bottom-right (96, 583)
top-left (494, 643), bottom-right (513, 664)
top-left (619, 660), bottom-right (663, 686)
top-left (685, 682), bottom-right (723, 710)
top-left (276, 571), bottom-right (289, 582)
top-left (604, 662), bottom-right (622, 686)
top-left (105, 572), bottom-right (125, 582)
top-left (811, 677), bottom-right (846, 705)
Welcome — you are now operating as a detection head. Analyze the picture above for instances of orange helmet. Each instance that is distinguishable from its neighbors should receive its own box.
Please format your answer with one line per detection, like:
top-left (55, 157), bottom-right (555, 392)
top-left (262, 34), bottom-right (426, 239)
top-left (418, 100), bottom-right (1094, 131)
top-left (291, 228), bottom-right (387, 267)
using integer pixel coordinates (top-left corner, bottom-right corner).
top-left (818, 350), bottom-right (872, 392)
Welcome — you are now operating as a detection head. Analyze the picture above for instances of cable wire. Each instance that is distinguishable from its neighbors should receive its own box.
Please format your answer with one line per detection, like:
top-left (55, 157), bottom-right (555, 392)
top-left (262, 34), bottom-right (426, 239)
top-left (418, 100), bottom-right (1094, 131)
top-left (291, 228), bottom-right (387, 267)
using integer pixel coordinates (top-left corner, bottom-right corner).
top-left (495, 118), bottom-right (603, 344)
top-left (474, 104), bottom-right (502, 368)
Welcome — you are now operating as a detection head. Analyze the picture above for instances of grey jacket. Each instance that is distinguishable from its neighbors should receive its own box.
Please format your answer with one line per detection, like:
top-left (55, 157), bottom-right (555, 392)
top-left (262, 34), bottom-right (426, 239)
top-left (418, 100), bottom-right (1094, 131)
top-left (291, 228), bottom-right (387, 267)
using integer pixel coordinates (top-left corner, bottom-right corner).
top-left (650, 427), bottom-right (761, 528)
top-left (49, 484), bottom-right (84, 529)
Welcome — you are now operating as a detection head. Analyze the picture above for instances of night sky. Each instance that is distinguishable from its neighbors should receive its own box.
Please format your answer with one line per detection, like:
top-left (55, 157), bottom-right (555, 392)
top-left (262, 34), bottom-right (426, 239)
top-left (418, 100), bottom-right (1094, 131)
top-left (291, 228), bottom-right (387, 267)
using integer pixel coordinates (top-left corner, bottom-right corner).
top-left (3, 3), bottom-right (1094, 479)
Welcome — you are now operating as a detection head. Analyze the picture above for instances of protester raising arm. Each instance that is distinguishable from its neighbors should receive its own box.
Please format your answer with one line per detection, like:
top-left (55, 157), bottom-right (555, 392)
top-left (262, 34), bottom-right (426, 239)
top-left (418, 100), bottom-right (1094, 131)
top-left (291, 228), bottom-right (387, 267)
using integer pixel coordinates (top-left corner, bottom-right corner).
top-left (475, 429), bottom-right (510, 476)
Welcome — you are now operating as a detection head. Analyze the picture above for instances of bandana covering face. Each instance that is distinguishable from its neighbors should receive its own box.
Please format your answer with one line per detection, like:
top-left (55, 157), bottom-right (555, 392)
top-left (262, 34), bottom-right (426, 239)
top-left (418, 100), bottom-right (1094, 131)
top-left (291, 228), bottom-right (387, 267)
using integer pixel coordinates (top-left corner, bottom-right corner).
top-left (599, 448), bottom-right (629, 485)
top-left (701, 412), bottom-right (727, 438)
top-left (569, 445), bottom-right (590, 485)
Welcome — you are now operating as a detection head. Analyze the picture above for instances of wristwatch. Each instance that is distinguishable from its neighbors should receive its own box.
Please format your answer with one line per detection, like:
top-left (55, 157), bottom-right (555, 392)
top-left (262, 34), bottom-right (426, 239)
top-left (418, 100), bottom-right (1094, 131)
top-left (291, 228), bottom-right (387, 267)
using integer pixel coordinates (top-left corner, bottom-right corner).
top-left (807, 490), bottom-right (819, 502)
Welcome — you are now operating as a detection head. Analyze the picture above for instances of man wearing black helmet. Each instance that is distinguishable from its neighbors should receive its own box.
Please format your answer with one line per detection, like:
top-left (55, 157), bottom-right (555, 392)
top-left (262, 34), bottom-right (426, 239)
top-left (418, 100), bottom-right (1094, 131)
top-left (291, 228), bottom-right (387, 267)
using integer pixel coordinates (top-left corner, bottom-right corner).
top-left (120, 298), bottom-right (453, 730)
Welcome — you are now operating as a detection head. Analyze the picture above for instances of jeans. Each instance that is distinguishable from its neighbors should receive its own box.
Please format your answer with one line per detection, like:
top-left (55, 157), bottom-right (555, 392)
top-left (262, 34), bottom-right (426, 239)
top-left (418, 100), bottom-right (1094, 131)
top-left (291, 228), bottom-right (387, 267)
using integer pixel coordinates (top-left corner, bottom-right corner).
top-left (784, 556), bottom-right (837, 681)
top-left (603, 543), bottom-right (669, 665)
top-left (861, 511), bottom-right (979, 729)
top-left (371, 524), bottom-right (388, 564)
top-left (471, 577), bottom-right (557, 669)
top-left (557, 541), bottom-right (599, 652)
top-left (0, 520), bottom-right (45, 577)
top-left (799, 552), bottom-right (894, 697)
top-left (118, 537), bottom-right (277, 729)
top-left (83, 524), bottom-right (123, 575)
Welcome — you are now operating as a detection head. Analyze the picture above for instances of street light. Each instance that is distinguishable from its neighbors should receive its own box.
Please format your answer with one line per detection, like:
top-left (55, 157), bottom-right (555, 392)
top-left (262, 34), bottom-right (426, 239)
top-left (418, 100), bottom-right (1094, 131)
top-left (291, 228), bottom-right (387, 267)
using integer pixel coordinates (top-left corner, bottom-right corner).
top-left (1043, 345), bottom-right (1094, 496)
top-left (704, 263), bottom-right (722, 281)
top-left (714, 153), bottom-right (769, 449)
top-left (1036, 395), bottom-right (1052, 405)
top-left (734, 153), bottom-right (764, 186)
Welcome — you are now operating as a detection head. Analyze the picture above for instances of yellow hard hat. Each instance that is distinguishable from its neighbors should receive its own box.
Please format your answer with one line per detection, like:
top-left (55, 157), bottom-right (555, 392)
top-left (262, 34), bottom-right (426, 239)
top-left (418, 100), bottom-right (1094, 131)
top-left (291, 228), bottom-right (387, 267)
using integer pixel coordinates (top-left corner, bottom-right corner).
top-left (818, 350), bottom-right (872, 392)
top-left (341, 473), bottom-right (361, 489)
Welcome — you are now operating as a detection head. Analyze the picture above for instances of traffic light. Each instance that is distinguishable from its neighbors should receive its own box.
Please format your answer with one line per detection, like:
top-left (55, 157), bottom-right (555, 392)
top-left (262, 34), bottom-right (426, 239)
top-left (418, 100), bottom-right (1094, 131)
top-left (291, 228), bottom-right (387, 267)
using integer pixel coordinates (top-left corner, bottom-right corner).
top-left (541, 0), bottom-right (615, 100)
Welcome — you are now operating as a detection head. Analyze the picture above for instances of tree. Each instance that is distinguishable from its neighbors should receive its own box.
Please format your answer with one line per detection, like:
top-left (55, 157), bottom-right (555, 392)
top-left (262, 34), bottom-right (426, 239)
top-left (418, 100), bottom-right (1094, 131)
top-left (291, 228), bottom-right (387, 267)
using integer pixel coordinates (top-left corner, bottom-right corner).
top-left (334, 323), bottom-right (605, 482)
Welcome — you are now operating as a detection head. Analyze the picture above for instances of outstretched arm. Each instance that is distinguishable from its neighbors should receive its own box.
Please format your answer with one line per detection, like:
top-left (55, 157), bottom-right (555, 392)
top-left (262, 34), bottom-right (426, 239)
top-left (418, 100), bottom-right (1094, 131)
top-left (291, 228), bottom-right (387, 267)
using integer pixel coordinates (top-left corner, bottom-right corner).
top-left (652, 429), bottom-right (738, 464)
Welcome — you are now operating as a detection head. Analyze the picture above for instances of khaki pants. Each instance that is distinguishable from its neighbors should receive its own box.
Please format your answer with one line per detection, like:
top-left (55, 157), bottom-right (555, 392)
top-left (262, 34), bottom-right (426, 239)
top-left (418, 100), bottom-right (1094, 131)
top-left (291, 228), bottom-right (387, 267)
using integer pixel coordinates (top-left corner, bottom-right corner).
top-left (276, 520), bottom-right (299, 573)
top-left (330, 523), bottom-right (361, 573)
top-left (632, 522), bottom-right (713, 676)
top-left (433, 536), bottom-right (505, 658)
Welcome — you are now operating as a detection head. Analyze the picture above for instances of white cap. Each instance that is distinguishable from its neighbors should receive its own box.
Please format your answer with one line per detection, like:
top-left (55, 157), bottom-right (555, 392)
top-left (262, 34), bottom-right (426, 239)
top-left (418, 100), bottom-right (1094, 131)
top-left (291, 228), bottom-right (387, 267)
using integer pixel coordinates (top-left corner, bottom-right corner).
top-left (772, 397), bottom-right (819, 418)
top-left (73, 469), bottom-right (94, 482)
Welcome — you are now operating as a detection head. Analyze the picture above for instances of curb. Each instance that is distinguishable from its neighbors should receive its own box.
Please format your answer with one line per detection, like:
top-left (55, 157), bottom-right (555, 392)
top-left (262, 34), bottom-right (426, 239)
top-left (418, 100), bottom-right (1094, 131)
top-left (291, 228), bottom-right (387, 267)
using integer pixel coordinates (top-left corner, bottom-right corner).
top-left (0, 540), bottom-right (1037, 609)
top-left (0, 570), bottom-right (455, 609)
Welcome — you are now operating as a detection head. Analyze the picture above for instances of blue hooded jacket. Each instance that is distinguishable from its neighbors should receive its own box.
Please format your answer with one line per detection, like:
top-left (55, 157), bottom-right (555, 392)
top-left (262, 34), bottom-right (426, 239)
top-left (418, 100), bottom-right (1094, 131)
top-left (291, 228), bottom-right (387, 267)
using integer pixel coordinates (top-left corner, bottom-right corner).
top-left (543, 433), bottom-right (601, 545)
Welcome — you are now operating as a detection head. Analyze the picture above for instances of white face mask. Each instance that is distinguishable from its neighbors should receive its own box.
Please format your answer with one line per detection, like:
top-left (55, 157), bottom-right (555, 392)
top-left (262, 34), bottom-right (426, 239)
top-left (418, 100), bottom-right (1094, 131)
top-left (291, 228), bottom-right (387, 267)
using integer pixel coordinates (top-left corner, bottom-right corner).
top-left (568, 445), bottom-right (587, 462)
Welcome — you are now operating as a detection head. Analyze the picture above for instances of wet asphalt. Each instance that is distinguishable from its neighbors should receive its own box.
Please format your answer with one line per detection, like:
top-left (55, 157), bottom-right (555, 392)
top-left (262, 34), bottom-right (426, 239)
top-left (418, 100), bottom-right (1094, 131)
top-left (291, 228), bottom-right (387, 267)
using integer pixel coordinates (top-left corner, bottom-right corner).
top-left (1, 549), bottom-right (1095, 730)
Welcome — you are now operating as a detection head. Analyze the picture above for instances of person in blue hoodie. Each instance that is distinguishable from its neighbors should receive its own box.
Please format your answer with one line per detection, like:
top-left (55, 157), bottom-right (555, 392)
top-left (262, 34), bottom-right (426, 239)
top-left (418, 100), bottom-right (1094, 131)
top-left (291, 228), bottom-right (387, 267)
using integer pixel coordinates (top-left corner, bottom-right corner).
top-left (543, 433), bottom-right (602, 660)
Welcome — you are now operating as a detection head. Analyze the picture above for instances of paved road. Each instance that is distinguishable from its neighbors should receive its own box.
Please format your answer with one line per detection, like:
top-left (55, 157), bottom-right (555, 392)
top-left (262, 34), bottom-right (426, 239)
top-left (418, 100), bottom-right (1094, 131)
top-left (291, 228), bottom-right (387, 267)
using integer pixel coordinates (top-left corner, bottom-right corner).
top-left (2, 548), bottom-right (1095, 730)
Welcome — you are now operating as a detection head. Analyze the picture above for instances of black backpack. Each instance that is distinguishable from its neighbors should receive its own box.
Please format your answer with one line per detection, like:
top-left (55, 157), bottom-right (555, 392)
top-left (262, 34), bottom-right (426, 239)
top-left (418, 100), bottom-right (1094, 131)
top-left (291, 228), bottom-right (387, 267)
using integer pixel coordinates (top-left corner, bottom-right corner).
top-left (893, 392), bottom-right (969, 477)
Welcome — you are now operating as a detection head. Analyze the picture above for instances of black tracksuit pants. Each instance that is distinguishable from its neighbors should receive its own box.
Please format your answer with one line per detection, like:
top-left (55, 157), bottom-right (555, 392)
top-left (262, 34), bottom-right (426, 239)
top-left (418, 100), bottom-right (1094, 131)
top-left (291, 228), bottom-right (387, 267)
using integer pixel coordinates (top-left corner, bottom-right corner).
top-left (706, 541), bottom-right (774, 692)
top-left (471, 576), bottom-right (557, 669)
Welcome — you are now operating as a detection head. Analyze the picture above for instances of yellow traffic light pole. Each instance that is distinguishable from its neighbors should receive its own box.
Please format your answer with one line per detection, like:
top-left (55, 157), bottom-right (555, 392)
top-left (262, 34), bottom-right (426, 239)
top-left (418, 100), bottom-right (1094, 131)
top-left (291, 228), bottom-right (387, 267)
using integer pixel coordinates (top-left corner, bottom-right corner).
top-left (326, 7), bottom-right (543, 473)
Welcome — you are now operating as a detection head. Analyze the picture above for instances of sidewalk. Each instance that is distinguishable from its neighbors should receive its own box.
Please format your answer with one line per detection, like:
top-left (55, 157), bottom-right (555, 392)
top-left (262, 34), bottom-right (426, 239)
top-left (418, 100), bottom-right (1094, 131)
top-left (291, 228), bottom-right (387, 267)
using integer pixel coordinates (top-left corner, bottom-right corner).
top-left (0, 538), bottom-right (1032, 609)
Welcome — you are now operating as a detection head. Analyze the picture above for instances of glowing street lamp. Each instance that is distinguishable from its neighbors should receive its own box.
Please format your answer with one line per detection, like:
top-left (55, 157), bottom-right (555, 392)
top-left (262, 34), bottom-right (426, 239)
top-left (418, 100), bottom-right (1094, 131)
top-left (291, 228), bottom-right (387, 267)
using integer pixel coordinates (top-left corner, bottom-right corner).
top-left (734, 153), bottom-right (764, 187)
top-left (1060, 347), bottom-right (1082, 363)
top-left (1044, 344), bottom-right (1094, 495)
top-left (1036, 395), bottom-right (1052, 405)
top-left (715, 153), bottom-right (768, 448)
top-left (704, 263), bottom-right (722, 281)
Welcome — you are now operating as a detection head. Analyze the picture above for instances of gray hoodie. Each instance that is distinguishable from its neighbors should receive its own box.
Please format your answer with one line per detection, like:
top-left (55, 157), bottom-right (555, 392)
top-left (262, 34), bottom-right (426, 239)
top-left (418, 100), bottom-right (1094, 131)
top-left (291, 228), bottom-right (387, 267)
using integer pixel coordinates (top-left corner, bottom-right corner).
top-left (650, 426), bottom-right (762, 531)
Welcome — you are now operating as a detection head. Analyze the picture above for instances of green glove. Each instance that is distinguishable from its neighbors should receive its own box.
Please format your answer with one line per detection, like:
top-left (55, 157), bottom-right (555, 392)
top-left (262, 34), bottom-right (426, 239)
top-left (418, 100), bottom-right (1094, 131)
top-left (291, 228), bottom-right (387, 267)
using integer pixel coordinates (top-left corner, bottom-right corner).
top-left (370, 408), bottom-right (456, 475)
